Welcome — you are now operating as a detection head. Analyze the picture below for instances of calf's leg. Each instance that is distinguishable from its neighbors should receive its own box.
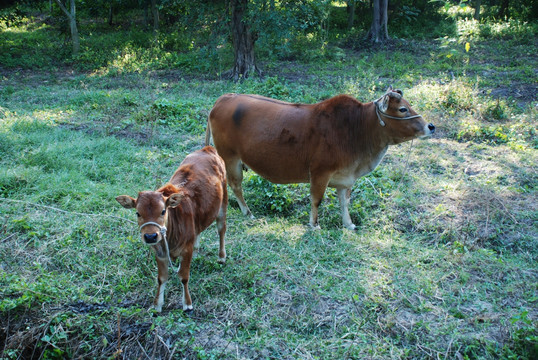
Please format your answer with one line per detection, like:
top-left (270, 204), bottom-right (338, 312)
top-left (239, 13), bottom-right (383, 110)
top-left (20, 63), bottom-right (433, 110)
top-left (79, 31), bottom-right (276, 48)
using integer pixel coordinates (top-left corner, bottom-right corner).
top-left (216, 202), bottom-right (227, 263)
top-left (154, 257), bottom-right (169, 312)
top-left (178, 246), bottom-right (194, 311)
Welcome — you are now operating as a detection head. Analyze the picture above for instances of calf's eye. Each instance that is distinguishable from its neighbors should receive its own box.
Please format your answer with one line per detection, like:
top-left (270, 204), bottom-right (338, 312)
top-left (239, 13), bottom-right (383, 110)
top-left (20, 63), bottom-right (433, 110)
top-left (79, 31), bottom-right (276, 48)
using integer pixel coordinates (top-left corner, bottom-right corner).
top-left (161, 209), bottom-right (166, 216)
top-left (136, 212), bottom-right (140, 217)
top-left (399, 107), bottom-right (408, 113)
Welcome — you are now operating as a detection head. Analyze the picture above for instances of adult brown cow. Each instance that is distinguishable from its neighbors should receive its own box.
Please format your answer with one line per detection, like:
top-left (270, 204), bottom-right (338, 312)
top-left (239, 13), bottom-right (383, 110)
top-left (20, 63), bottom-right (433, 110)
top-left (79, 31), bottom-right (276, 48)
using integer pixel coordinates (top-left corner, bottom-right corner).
top-left (205, 86), bottom-right (435, 230)
top-left (116, 146), bottom-right (227, 312)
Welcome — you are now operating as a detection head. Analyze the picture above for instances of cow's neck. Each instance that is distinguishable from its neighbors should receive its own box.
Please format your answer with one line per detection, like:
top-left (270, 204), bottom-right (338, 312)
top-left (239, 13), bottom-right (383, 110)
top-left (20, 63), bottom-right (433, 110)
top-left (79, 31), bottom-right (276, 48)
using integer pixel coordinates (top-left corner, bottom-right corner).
top-left (361, 102), bottom-right (391, 153)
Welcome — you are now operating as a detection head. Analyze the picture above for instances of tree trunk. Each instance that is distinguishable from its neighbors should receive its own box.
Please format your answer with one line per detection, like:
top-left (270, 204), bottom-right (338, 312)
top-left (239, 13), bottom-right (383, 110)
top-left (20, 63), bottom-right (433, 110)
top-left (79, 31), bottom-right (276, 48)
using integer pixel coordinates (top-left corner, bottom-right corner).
top-left (366, 0), bottom-right (389, 43)
top-left (143, 0), bottom-right (149, 28)
top-left (54, 0), bottom-right (79, 55)
top-left (108, 4), bottom-right (113, 26)
top-left (474, 0), bottom-right (481, 21)
top-left (229, 0), bottom-right (261, 80)
top-left (151, 0), bottom-right (159, 31)
top-left (347, 0), bottom-right (356, 29)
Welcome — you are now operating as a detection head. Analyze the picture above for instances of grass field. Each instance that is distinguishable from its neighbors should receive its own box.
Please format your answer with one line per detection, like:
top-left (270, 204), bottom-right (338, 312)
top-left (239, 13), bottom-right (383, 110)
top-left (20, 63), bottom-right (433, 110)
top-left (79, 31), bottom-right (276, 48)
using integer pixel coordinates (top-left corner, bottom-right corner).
top-left (1, 13), bottom-right (537, 360)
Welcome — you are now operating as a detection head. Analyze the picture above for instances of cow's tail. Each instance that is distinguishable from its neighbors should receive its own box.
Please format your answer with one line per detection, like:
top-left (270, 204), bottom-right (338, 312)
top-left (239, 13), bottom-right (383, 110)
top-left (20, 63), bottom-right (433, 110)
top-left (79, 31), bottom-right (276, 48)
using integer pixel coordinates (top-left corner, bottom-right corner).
top-left (205, 115), bottom-right (212, 146)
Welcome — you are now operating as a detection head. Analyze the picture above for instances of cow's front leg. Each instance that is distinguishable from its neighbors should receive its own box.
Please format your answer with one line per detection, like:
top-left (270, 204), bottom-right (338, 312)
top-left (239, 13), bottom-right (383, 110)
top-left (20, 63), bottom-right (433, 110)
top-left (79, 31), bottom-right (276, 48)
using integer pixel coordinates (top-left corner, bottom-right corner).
top-left (337, 187), bottom-right (356, 230)
top-left (309, 174), bottom-right (331, 229)
top-left (178, 246), bottom-right (194, 311)
top-left (153, 257), bottom-right (169, 312)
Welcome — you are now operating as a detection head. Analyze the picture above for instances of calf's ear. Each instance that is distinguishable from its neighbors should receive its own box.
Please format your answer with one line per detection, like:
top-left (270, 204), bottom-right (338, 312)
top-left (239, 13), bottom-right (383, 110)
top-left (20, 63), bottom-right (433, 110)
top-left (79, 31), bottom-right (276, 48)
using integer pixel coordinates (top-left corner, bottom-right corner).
top-left (166, 193), bottom-right (184, 208)
top-left (116, 195), bottom-right (136, 209)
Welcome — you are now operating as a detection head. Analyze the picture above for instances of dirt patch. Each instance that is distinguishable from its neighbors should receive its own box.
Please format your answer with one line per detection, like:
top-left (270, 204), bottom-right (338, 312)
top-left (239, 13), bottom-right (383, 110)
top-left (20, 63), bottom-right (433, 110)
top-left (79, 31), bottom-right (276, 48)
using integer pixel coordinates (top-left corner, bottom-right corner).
top-left (486, 83), bottom-right (538, 107)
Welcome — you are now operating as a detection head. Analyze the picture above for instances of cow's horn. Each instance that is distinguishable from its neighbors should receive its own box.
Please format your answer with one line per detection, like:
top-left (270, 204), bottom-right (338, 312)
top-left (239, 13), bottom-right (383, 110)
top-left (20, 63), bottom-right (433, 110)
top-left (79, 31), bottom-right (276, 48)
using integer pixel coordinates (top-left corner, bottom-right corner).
top-left (387, 91), bottom-right (402, 100)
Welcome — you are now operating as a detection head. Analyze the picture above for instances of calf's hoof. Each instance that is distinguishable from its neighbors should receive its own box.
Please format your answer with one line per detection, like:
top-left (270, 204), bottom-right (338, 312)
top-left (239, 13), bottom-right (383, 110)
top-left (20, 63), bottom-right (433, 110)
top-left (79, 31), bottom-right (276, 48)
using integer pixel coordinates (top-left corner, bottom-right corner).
top-left (183, 304), bottom-right (193, 312)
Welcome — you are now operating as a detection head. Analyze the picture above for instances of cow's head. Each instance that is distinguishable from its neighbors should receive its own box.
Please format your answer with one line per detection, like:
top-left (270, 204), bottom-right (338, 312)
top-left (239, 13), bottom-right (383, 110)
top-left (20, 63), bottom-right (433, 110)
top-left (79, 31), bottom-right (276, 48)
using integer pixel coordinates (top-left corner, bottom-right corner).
top-left (116, 191), bottom-right (183, 256)
top-left (375, 86), bottom-right (435, 144)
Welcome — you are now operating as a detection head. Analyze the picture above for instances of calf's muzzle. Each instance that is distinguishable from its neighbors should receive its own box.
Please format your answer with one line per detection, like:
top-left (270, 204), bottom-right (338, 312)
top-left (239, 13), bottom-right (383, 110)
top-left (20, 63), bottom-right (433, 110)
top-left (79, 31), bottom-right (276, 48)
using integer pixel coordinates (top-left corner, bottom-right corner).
top-left (144, 233), bottom-right (159, 244)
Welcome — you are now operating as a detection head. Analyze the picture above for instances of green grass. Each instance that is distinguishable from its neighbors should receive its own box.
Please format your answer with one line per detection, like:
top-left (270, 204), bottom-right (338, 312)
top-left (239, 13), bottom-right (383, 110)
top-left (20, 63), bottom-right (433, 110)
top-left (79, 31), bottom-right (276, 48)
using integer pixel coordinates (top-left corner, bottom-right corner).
top-left (1, 12), bottom-right (537, 360)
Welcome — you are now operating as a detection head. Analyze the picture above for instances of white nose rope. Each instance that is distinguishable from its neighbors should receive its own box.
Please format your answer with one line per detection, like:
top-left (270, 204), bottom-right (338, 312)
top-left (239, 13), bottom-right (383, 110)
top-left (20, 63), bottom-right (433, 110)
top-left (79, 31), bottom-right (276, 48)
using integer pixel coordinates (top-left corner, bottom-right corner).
top-left (139, 221), bottom-right (180, 274)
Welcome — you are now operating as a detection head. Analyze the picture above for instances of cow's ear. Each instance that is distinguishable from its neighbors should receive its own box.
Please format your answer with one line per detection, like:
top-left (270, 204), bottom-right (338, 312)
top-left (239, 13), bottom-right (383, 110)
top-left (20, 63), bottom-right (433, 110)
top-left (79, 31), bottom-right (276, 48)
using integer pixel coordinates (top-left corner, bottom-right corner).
top-left (116, 195), bottom-right (136, 209)
top-left (166, 193), bottom-right (184, 208)
top-left (379, 94), bottom-right (390, 112)
top-left (386, 85), bottom-right (393, 93)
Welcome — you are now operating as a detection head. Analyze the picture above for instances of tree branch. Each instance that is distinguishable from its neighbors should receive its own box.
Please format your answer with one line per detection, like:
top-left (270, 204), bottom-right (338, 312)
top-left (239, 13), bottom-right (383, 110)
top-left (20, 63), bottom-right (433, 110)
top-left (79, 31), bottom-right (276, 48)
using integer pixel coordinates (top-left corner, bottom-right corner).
top-left (53, 0), bottom-right (71, 18)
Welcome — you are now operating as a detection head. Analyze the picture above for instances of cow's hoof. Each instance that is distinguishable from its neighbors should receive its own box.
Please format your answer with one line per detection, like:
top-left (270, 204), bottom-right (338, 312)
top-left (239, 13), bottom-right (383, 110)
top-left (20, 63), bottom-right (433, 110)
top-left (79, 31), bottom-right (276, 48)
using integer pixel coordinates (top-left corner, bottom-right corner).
top-left (183, 305), bottom-right (193, 312)
top-left (217, 257), bottom-right (226, 264)
top-left (309, 224), bottom-right (321, 231)
top-left (345, 224), bottom-right (357, 231)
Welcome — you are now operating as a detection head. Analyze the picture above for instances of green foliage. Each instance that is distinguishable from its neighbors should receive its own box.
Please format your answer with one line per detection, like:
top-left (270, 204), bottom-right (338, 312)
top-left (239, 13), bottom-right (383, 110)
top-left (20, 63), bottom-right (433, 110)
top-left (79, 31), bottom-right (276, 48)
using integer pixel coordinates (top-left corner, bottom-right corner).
top-left (505, 310), bottom-right (538, 359)
top-left (481, 99), bottom-right (508, 121)
top-left (0, 20), bottom-right (68, 69)
top-left (130, 98), bottom-right (208, 135)
top-left (244, 174), bottom-right (301, 214)
top-left (458, 124), bottom-right (519, 145)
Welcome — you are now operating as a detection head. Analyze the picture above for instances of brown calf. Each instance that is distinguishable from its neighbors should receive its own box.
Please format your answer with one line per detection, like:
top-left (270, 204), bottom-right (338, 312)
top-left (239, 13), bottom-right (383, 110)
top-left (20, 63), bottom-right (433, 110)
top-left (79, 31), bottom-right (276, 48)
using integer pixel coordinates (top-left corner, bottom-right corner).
top-left (206, 86), bottom-right (435, 230)
top-left (116, 146), bottom-right (227, 312)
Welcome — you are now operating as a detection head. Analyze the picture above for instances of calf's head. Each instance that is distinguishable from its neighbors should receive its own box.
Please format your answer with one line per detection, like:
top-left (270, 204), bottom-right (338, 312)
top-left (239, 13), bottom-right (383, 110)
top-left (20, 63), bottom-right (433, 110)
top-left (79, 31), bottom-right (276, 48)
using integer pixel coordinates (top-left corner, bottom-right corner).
top-left (116, 191), bottom-right (183, 253)
top-left (375, 86), bottom-right (435, 143)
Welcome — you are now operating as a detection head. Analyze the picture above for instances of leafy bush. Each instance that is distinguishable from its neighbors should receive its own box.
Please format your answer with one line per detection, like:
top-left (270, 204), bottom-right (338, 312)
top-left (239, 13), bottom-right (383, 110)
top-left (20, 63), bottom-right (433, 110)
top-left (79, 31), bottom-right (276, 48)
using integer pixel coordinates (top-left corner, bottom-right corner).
top-left (244, 174), bottom-right (301, 214)
top-left (481, 99), bottom-right (509, 121)
top-left (457, 124), bottom-right (510, 144)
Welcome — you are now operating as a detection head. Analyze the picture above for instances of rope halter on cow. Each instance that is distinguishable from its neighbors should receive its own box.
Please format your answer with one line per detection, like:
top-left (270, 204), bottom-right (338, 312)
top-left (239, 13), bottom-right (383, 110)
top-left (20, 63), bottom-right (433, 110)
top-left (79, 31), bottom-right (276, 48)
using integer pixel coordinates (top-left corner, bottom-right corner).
top-left (374, 89), bottom-right (423, 127)
top-left (139, 221), bottom-right (180, 274)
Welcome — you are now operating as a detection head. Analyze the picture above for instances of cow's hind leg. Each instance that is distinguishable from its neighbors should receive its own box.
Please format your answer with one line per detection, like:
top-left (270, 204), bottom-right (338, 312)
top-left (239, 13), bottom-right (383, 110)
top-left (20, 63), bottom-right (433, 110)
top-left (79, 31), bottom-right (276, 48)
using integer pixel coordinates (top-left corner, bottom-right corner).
top-left (226, 158), bottom-right (253, 218)
top-left (337, 187), bottom-right (356, 230)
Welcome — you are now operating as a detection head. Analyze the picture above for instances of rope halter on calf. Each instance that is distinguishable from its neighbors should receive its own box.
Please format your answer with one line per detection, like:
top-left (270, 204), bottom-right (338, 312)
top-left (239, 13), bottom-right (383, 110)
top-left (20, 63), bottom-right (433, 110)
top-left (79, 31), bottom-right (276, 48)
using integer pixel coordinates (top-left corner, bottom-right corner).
top-left (139, 221), bottom-right (180, 274)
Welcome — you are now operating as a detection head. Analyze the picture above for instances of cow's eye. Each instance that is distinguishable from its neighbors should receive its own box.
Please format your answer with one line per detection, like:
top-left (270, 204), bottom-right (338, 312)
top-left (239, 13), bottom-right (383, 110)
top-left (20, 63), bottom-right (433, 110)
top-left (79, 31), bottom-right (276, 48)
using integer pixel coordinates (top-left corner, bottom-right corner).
top-left (136, 212), bottom-right (140, 217)
top-left (399, 107), bottom-right (408, 113)
top-left (161, 209), bottom-right (166, 216)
